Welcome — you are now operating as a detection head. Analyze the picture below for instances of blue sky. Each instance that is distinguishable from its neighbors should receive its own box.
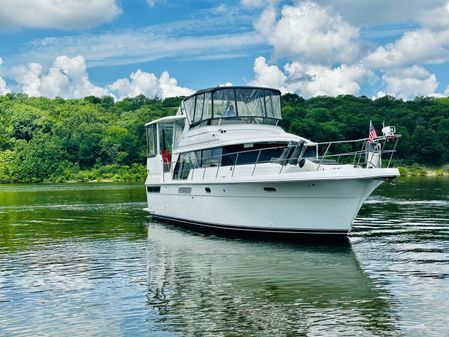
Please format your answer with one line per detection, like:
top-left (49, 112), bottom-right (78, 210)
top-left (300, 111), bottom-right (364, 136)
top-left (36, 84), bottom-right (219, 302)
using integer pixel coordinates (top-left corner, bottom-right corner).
top-left (1, 0), bottom-right (449, 100)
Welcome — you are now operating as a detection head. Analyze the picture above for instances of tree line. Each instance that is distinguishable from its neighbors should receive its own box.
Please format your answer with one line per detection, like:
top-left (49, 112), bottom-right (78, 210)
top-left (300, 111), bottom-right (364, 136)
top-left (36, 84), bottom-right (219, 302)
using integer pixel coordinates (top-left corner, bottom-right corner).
top-left (0, 92), bottom-right (448, 183)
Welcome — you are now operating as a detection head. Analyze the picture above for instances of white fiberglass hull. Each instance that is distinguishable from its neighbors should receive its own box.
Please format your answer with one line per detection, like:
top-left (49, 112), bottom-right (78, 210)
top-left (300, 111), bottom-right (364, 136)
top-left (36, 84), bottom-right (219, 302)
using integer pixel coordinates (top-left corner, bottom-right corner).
top-left (145, 168), bottom-right (397, 237)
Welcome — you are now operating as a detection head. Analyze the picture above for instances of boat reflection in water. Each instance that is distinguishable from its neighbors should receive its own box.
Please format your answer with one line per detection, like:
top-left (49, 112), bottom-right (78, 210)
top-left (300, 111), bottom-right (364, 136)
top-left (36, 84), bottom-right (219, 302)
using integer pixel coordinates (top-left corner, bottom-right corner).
top-left (146, 223), bottom-right (398, 336)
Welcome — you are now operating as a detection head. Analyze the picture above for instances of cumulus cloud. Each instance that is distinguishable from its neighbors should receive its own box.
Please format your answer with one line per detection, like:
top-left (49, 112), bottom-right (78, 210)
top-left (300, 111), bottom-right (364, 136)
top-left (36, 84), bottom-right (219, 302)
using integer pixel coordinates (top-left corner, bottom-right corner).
top-left (108, 71), bottom-right (159, 100)
top-left (249, 56), bottom-right (289, 91)
top-left (8, 55), bottom-right (195, 100)
top-left (0, 58), bottom-right (11, 95)
top-left (11, 55), bottom-right (110, 98)
top-left (298, 63), bottom-right (369, 97)
top-left (159, 72), bottom-right (195, 98)
top-left (0, 0), bottom-right (121, 31)
top-left (365, 29), bottom-right (449, 68)
top-left (377, 66), bottom-right (439, 99)
top-left (108, 69), bottom-right (194, 100)
top-left (254, 1), bottom-right (360, 64)
top-left (247, 1), bottom-right (449, 98)
top-left (249, 56), bottom-right (369, 97)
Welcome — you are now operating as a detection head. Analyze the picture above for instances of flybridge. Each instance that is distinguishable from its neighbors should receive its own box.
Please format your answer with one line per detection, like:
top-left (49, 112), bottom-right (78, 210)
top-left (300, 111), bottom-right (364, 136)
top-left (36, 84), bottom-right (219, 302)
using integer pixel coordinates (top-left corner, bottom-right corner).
top-left (180, 86), bottom-right (282, 127)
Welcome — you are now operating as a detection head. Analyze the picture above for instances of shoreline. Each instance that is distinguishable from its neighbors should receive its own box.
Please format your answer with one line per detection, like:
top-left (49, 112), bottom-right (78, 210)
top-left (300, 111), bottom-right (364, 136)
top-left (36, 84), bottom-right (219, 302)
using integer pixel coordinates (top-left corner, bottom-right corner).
top-left (1, 165), bottom-right (448, 184)
top-left (398, 166), bottom-right (449, 177)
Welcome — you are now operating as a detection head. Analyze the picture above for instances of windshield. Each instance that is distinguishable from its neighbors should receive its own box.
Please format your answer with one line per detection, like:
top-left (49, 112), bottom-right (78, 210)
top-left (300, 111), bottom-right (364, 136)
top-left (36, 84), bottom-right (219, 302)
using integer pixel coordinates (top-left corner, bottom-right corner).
top-left (182, 87), bottom-right (281, 127)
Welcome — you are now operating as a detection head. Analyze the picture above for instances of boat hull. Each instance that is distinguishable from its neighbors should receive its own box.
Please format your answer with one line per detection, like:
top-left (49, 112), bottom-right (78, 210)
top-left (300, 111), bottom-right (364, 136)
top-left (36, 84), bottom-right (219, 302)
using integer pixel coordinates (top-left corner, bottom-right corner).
top-left (145, 177), bottom-right (384, 238)
top-left (150, 214), bottom-right (349, 242)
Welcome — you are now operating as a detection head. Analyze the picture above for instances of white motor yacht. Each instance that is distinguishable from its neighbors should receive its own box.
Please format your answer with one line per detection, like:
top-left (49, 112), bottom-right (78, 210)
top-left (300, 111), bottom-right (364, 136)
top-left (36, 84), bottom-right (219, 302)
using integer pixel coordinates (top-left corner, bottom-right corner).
top-left (144, 86), bottom-right (400, 240)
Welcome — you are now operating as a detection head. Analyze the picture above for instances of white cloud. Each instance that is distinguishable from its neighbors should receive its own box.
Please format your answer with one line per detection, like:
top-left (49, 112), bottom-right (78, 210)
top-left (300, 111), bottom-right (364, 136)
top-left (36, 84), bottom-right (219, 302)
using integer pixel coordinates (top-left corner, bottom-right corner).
top-left (0, 0), bottom-right (121, 31)
top-left (159, 72), bottom-right (194, 98)
top-left (313, 0), bottom-right (449, 28)
top-left (108, 70), bottom-right (194, 100)
top-left (11, 63), bottom-right (43, 97)
top-left (11, 55), bottom-right (110, 98)
top-left (417, 1), bottom-right (449, 30)
top-left (249, 56), bottom-right (289, 92)
top-left (254, 1), bottom-right (360, 64)
top-left (108, 71), bottom-right (159, 100)
top-left (365, 29), bottom-right (449, 68)
top-left (0, 58), bottom-right (11, 95)
top-left (19, 30), bottom-right (263, 68)
top-left (298, 63), bottom-right (369, 97)
top-left (8, 56), bottom-right (194, 100)
top-left (378, 66), bottom-right (440, 99)
top-left (249, 56), bottom-right (369, 97)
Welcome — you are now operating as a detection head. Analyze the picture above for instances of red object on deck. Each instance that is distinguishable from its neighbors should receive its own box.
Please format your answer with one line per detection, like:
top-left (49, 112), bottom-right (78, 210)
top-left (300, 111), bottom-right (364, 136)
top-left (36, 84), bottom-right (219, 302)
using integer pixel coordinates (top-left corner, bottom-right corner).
top-left (161, 149), bottom-right (172, 163)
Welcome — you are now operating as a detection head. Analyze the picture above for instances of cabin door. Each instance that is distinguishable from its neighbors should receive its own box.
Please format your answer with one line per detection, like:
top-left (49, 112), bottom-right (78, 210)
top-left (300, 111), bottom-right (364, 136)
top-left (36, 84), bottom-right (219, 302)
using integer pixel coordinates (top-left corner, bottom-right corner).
top-left (146, 119), bottom-right (184, 180)
top-left (158, 123), bottom-right (174, 172)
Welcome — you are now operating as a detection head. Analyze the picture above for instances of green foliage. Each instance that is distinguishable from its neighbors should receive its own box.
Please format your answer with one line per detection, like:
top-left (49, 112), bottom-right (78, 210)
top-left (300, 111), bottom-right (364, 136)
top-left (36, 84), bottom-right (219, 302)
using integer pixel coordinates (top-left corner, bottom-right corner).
top-left (281, 94), bottom-right (449, 166)
top-left (0, 133), bottom-right (66, 183)
top-left (0, 94), bottom-right (176, 183)
top-left (0, 92), bottom-right (449, 183)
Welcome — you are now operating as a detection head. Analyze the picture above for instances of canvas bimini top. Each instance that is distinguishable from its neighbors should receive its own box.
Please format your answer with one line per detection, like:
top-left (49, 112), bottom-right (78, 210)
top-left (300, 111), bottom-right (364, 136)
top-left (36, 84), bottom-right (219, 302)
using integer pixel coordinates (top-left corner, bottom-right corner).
top-left (181, 86), bottom-right (282, 127)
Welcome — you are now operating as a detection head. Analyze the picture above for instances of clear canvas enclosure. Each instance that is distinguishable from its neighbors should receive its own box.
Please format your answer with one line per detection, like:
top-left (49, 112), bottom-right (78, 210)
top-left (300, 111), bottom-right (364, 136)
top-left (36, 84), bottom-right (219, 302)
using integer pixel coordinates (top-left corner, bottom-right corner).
top-left (182, 87), bottom-right (282, 127)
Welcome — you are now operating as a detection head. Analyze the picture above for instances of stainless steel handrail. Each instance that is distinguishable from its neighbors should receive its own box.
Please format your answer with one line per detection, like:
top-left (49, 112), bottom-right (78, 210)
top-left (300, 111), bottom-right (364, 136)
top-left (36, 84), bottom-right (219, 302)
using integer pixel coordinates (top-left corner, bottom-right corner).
top-left (167, 134), bottom-right (401, 180)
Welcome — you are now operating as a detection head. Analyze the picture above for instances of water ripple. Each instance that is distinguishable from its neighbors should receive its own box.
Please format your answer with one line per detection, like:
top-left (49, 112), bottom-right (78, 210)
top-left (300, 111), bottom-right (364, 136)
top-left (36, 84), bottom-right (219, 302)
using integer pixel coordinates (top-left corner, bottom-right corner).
top-left (1, 181), bottom-right (449, 336)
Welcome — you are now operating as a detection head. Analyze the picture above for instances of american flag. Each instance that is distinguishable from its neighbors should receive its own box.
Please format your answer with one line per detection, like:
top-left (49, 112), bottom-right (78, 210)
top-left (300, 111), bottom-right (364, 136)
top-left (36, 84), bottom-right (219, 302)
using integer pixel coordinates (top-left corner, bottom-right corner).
top-left (368, 121), bottom-right (377, 143)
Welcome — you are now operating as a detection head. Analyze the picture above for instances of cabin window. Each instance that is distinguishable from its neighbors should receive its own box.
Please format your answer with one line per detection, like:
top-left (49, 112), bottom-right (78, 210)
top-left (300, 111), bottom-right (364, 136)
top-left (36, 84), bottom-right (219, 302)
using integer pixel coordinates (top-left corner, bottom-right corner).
top-left (201, 147), bottom-right (222, 167)
top-left (173, 120), bottom-right (184, 150)
top-left (221, 143), bottom-right (285, 166)
top-left (172, 143), bottom-right (287, 180)
top-left (146, 125), bottom-right (157, 157)
top-left (173, 151), bottom-right (201, 180)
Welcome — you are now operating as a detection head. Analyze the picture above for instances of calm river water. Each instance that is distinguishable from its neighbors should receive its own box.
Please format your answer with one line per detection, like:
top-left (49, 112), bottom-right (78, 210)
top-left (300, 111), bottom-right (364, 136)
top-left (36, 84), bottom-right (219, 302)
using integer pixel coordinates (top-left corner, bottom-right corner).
top-left (0, 179), bottom-right (448, 336)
